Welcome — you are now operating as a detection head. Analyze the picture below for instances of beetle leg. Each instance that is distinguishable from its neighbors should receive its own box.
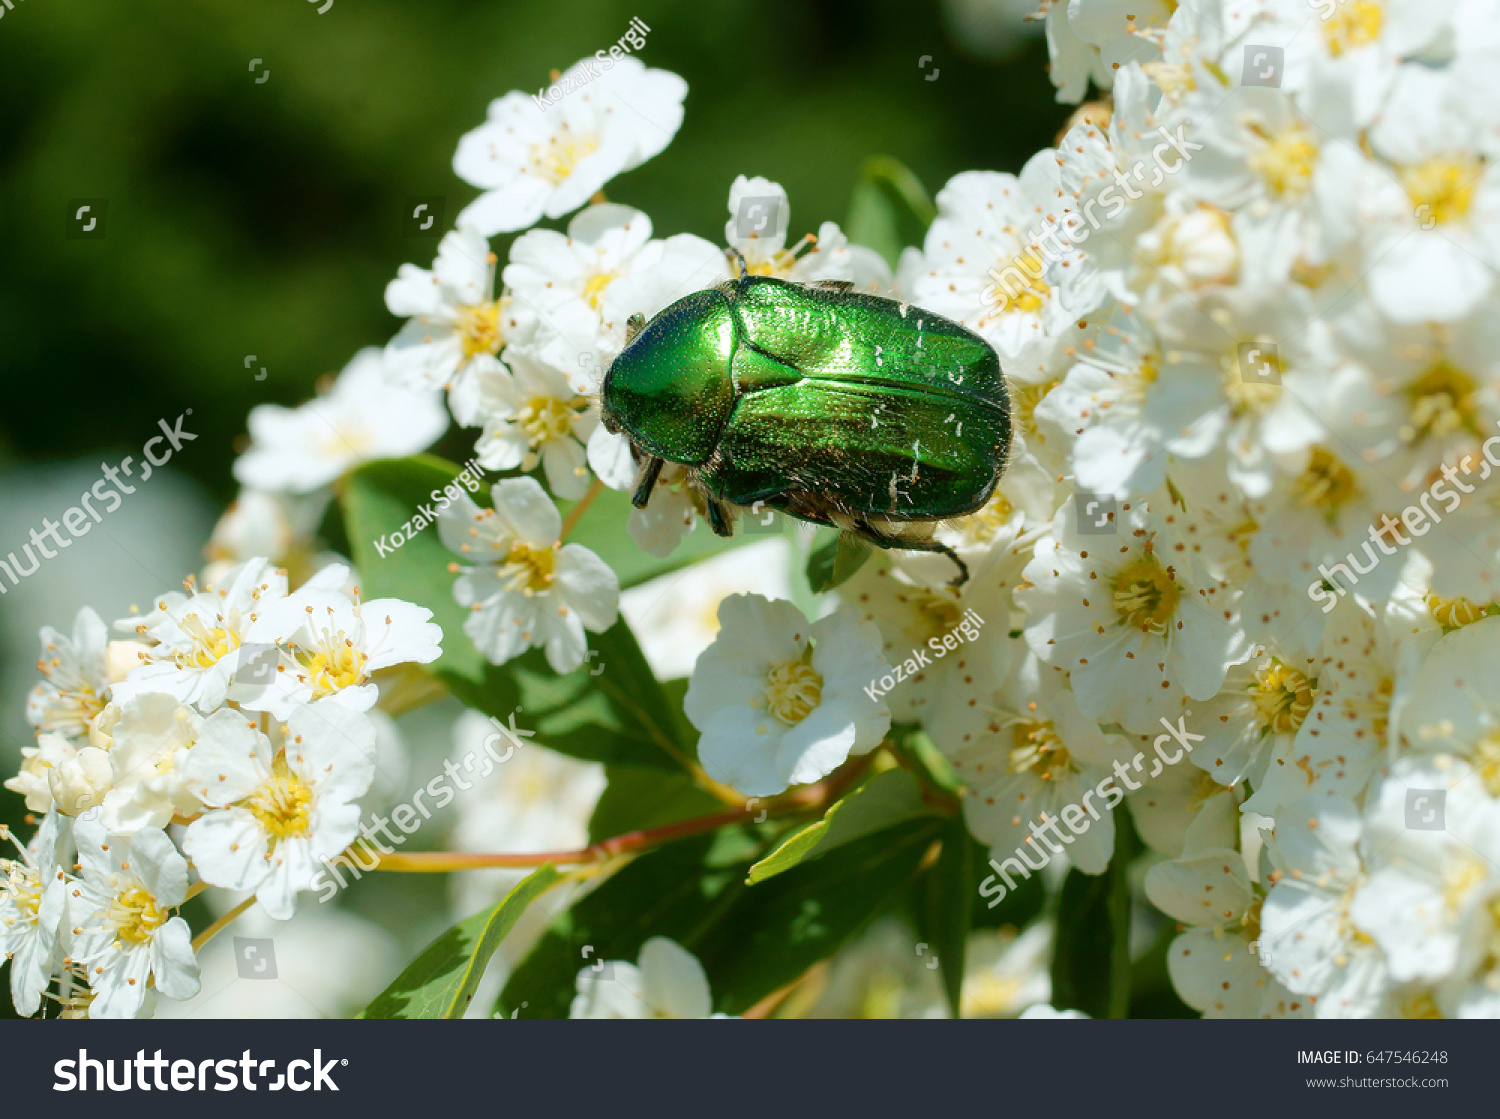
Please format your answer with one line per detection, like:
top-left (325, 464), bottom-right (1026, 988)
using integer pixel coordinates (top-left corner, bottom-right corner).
top-left (852, 519), bottom-right (970, 587)
top-left (631, 455), bottom-right (664, 509)
top-left (705, 498), bottom-right (736, 538)
top-left (808, 279), bottom-right (855, 293)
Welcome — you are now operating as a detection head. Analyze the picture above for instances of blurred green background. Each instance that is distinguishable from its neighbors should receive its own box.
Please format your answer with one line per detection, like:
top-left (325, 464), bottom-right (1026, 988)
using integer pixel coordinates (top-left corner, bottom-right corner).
top-left (0, 0), bottom-right (1064, 494)
top-left (0, 0), bottom-right (1072, 1016)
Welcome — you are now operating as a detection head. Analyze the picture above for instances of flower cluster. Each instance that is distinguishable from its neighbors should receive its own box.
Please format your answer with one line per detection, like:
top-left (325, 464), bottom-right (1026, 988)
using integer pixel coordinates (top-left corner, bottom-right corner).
top-left (870, 0), bottom-right (1500, 1018)
top-left (10, 3), bottom-right (1498, 1019)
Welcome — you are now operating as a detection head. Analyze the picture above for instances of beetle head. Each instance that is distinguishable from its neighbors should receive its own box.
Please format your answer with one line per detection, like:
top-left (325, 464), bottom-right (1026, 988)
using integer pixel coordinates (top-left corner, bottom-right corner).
top-left (601, 289), bottom-right (737, 467)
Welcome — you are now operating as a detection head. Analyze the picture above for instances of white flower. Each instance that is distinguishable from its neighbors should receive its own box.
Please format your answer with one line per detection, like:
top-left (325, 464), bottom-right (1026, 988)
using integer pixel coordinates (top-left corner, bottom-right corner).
top-left (503, 204), bottom-right (665, 376)
top-left (0, 813), bottom-right (69, 1016)
top-left (912, 160), bottom-right (1091, 360)
top-left (182, 706), bottom-right (376, 921)
top-left (839, 548), bottom-right (1023, 730)
top-left (620, 538), bottom-right (796, 680)
top-left (1017, 497), bottom-right (1250, 735)
top-left (1144, 848), bottom-right (1304, 1017)
top-left (4, 733), bottom-right (76, 814)
top-left (439, 478), bottom-right (619, 673)
top-left (112, 558), bottom-right (289, 713)
top-left (95, 694), bottom-right (204, 833)
top-left (47, 746), bottom-right (113, 817)
top-left (453, 56), bottom-right (687, 235)
top-left (934, 653), bottom-right (1135, 875)
top-left (27, 607), bottom-right (109, 741)
top-left (569, 936), bottom-right (720, 1018)
top-left (1187, 645), bottom-right (1321, 790)
top-left (244, 562), bottom-right (443, 717)
top-left (723, 175), bottom-right (891, 290)
top-left (233, 348), bottom-right (449, 493)
top-left (1348, 757), bottom-right (1500, 999)
top-left (1260, 795), bottom-right (1392, 1018)
top-left (384, 223), bottom-right (538, 426)
top-left (684, 594), bottom-right (890, 798)
top-left (69, 816), bottom-right (199, 1019)
top-left (472, 347), bottom-right (598, 499)
top-left (1356, 64), bottom-right (1500, 323)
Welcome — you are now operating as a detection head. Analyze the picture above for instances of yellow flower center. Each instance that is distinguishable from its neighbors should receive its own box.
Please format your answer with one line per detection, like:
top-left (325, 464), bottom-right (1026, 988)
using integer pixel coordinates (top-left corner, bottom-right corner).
top-left (1008, 720), bottom-right (1072, 780)
top-left (297, 640), bottom-right (369, 700)
top-left (246, 752), bottom-right (314, 844)
top-left (955, 492), bottom-right (1016, 547)
top-left (581, 270), bottom-right (620, 311)
top-left (1400, 155), bottom-right (1482, 226)
top-left (1427, 594), bottom-right (1495, 630)
top-left (1295, 447), bottom-right (1359, 517)
top-left (456, 300), bottom-right (504, 359)
top-left (519, 395), bottom-right (587, 451)
top-left (1, 862), bottom-right (43, 928)
top-left (1012, 379), bottom-right (1059, 436)
top-left (991, 249), bottom-right (1051, 313)
top-left (1112, 553), bottom-right (1181, 634)
top-left (1323, 0), bottom-right (1383, 55)
top-left (530, 128), bottom-right (601, 186)
top-left (1223, 345), bottom-right (1283, 413)
top-left (1249, 125), bottom-right (1318, 199)
top-left (1402, 360), bottom-right (1480, 446)
top-left (763, 657), bottom-right (824, 726)
top-left (107, 884), bottom-right (168, 947)
top-left (502, 540), bottom-right (557, 595)
top-left (175, 618), bottom-right (242, 671)
top-left (1253, 660), bottom-right (1315, 735)
top-left (1399, 990), bottom-right (1444, 1019)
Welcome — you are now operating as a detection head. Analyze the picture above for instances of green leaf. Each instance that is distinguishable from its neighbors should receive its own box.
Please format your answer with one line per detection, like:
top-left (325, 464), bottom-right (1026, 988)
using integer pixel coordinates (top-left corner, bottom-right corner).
top-left (501, 819), bottom-right (940, 1017)
top-left (844, 155), bottom-right (937, 269)
top-left (806, 531), bottom-right (873, 593)
top-left (361, 864), bottom-right (562, 1019)
top-left (915, 815), bottom-right (973, 1017)
top-left (1050, 813), bottom-right (1138, 1019)
top-left (747, 768), bottom-right (929, 884)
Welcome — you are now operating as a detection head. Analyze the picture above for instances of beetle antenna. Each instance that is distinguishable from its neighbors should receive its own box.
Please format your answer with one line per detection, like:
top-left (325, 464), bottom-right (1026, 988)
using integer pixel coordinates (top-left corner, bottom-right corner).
top-left (726, 246), bottom-right (749, 279)
top-left (631, 455), bottom-right (664, 509)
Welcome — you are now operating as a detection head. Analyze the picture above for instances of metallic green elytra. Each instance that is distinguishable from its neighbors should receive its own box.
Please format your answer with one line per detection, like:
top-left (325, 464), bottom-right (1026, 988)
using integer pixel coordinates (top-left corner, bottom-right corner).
top-left (600, 271), bottom-right (1011, 584)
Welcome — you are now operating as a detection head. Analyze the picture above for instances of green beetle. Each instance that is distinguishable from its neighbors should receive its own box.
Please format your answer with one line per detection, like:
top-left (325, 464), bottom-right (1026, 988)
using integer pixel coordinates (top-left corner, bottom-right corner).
top-left (600, 268), bottom-right (1011, 584)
